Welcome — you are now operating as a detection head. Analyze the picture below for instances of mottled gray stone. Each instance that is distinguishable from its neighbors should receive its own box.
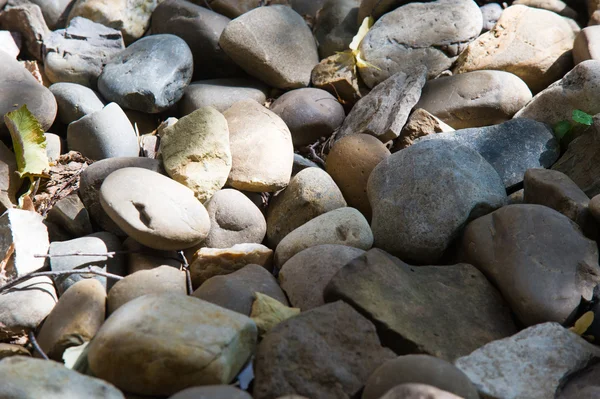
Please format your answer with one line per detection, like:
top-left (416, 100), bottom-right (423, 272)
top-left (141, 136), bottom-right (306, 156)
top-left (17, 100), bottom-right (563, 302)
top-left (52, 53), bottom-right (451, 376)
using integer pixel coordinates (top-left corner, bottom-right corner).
top-left (50, 82), bottom-right (105, 124)
top-left (179, 78), bottom-right (268, 115)
top-left (314, 0), bottom-right (360, 58)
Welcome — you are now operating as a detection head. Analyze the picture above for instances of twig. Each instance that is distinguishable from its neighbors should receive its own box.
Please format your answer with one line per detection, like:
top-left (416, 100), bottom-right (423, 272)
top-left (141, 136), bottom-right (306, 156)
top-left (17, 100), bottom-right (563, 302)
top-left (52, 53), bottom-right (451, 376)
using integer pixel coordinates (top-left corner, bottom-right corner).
top-left (33, 250), bottom-right (133, 259)
top-left (28, 331), bottom-right (49, 360)
top-left (307, 142), bottom-right (326, 168)
top-left (202, 0), bottom-right (213, 10)
top-left (179, 251), bottom-right (193, 295)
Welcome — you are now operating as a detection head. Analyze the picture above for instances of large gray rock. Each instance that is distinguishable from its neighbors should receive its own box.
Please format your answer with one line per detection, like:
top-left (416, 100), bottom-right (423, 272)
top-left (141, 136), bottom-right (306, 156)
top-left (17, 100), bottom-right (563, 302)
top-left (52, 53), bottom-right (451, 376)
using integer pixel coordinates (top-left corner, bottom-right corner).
top-left (556, 361), bottom-right (600, 399)
top-left (179, 78), bottom-right (268, 115)
top-left (98, 34), bottom-right (193, 113)
top-left (325, 249), bottom-right (517, 360)
top-left (0, 2), bottom-right (49, 61)
top-left (416, 118), bottom-right (560, 189)
top-left (455, 323), bottom-right (600, 399)
top-left (26, 0), bottom-right (76, 29)
top-left (358, 0), bottom-right (482, 88)
top-left (368, 140), bottom-right (506, 264)
top-left (460, 204), bottom-right (600, 326)
top-left (219, 5), bottom-right (319, 89)
top-left (50, 82), bottom-right (105, 124)
top-left (314, 0), bottom-right (360, 59)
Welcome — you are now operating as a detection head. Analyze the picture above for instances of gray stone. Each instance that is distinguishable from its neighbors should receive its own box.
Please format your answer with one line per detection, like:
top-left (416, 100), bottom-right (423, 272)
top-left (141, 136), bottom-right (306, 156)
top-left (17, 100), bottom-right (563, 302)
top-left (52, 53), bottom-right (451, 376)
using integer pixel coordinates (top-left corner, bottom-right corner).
top-left (253, 301), bottom-right (396, 399)
top-left (290, 0), bottom-right (326, 17)
top-left (151, 0), bottom-right (241, 80)
top-left (378, 385), bottom-right (463, 399)
top-left (455, 323), bottom-right (600, 399)
top-left (219, 5), bottom-right (319, 89)
top-left (0, 141), bottom-right (19, 213)
top-left (98, 34), bottom-right (193, 113)
top-left (292, 154), bottom-right (320, 176)
top-left (0, 356), bottom-right (124, 398)
top-left (480, 3), bottom-right (502, 31)
top-left (45, 193), bottom-right (94, 238)
top-left (100, 167), bottom-right (210, 251)
top-left (325, 249), bottom-right (517, 360)
top-left (179, 78), bottom-right (268, 115)
top-left (67, 102), bottom-right (140, 160)
top-left (358, 0), bottom-right (482, 88)
top-left (574, 26), bottom-right (600, 65)
top-left (44, 17), bottom-right (125, 87)
top-left (368, 140), bottom-right (506, 264)
top-left (337, 69), bottom-right (427, 143)
top-left (311, 52), bottom-right (362, 107)
top-left (44, 133), bottom-right (62, 161)
top-left (416, 118), bottom-right (560, 189)
top-left (50, 82), bottom-right (105, 124)
top-left (357, 0), bottom-right (405, 22)
top-left (196, 0), bottom-right (291, 19)
top-left (49, 232), bottom-right (125, 296)
top-left (393, 108), bottom-right (454, 151)
top-left (513, 0), bottom-right (578, 18)
top-left (415, 70), bottom-right (532, 129)
top-left (460, 204), bottom-right (600, 326)
top-left (169, 386), bottom-right (252, 399)
top-left (0, 31), bottom-right (21, 58)
top-left (556, 361), bottom-right (600, 399)
top-left (27, 0), bottom-right (76, 29)
top-left (314, 0), bottom-right (360, 59)
top-left (270, 88), bottom-right (345, 147)
top-left (0, 1), bottom-right (49, 61)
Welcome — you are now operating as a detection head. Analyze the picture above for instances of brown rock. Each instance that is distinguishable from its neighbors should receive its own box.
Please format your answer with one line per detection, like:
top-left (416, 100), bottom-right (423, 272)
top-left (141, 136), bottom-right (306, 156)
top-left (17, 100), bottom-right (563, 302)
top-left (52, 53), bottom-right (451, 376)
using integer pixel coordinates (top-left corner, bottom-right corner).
top-left (0, 2), bottom-right (49, 61)
top-left (122, 238), bottom-right (180, 274)
top-left (556, 361), bottom-right (600, 399)
top-left (311, 52), bottom-right (362, 109)
top-left (379, 384), bottom-right (463, 399)
top-left (574, 26), bottom-right (600, 65)
top-left (512, 0), bottom-right (578, 19)
top-left (0, 343), bottom-right (30, 359)
top-left (198, 0), bottom-right (290, 19)
top-left (393, 108), bottom-right (455, 151)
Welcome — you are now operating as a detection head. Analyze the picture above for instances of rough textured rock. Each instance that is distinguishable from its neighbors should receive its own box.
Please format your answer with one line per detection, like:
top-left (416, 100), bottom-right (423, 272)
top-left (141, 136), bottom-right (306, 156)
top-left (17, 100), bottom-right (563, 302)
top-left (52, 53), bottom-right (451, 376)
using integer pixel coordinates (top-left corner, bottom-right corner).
top-left (179, 78), bottom-right (268, 115)
top-left (219, 5), bottom-right (319, 89)
top-left (460, 204), bottom-right (600, 326)
top-left (415, 70), bottom-right (532, 129)
top-left (160, 107), bottom-right (231, 203)
top-left (368, 140), bottom-right (506, 264)
top-left (358, 0), bottom-right (482, 88)
top-left (311, 52), bottom-right (362, 107)
top-left (50, 82), bottom-right (105, 124)
top-left (314, 0), bottom-right (360, 59)
top-left (253, 301), bottom-right (396, 399)
top-left (394, 108), bottom-right (455, 150)
top-left (325, 249), bottom-right (516, 360)
top-left (0, 2), bottom-right (49, 61)
top-left (88, 294), bottom-right (257, 396)
top-left (453, 5), bottom-right (577, 93)
top-left (455, 323), bottom-right (600, 399)
top-left (574, 26), bottom-right (600, 65)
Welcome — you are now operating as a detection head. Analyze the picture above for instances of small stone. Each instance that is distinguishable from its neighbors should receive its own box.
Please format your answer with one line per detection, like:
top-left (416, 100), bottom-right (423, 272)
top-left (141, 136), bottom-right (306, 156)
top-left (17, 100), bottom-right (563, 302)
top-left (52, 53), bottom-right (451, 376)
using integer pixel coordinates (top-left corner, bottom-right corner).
top-left (98, 34), bottom-right (193, 113)
top-left (314, 0), bottom-right (360, 59)
top-left (274, 207), bottom-right (373, 268)
top-left (393, 108), bottom-right (455, 150)
top-left (169, 386), bottom-right (252, 399)
top-left (292, 154), bottom-right (321, 176)
top-left (27, 0), bottom-right (76, 30)
top-left (513, 0), bottom-right (578, 19)
top-left (0, 31), bottom-right (21, 58)
top-left (99, 167), bottom-right (210, 251)
top-left (200, 0), bottom-right (290, 19)
top-left (480, 3), bottom-right (502, 32)
top-left (311, 52), bottom-right (362, 107)
top-left (357, 0), bottom-right (405, 22)
top-left (45, 193), bottom-right (94, 239)
top-left (88, 294), bottom-right (257, 396)
top-left (0, 1), bottom-right (49, 61)
top-left (556, 361), bottom-right (600, 399)
top-left (50, 82), bottom-right (105, 124)
top-left (122, 237), bottom-right (180, 274)
top-left (574, 26), bottom-right (600, 65)
top-left (179, 78), bottom-right (268, 115)
top-left (250, 292), bottom-right (300, 336)
top-left (160, 107), bottom-right (231, 203)
top-left (67, 102), bottom-right (139, 160)
top-left (379, 384), bottom-right (463, 399)
top-left (0, 343), bottom-right (30, 359)
top-left (219, 5), bottom-right (319, 89)
top-left (189, 243), bottom-right (273, 288)
top-left (0, 141), bottom-right (19, 214)
top-left (44, 133), bottom-right (62, 162)
top-left (139, 134), bottom-right (159, 159)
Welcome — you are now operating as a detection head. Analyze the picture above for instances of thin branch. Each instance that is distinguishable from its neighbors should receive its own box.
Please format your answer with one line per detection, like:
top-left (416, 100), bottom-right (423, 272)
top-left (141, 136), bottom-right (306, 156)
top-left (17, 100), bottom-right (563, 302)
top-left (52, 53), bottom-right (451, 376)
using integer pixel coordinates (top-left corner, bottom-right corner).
top-left (307, 142), bottom-right (326, 168)
top-left (179, 251), bottom-right (193, 295)
top-left (33, 250), bottom-right (134, 259)
top-left (28, 331), bottom-right (49, 360)
top-left (202, 0), bottom-right (213, 10)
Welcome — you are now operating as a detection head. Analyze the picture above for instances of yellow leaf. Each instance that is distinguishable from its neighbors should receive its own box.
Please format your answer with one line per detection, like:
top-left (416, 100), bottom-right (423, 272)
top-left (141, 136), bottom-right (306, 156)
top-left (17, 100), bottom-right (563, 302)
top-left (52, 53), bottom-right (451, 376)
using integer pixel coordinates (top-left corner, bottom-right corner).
top-left (250, 292), bottom-right (300, 336)
top-left (569, 311), bottom-right (594, 336)
top-left (349, 16), bottom-right (374, 52)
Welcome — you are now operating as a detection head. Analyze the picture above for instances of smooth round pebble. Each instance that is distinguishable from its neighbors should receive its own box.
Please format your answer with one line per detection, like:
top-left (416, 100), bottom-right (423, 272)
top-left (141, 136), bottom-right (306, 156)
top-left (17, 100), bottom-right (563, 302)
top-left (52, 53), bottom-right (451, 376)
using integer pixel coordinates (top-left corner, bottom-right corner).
top-left (168, 385), bottom-right (252, 399)
top-left (50, 82), bottom-right (105, 124)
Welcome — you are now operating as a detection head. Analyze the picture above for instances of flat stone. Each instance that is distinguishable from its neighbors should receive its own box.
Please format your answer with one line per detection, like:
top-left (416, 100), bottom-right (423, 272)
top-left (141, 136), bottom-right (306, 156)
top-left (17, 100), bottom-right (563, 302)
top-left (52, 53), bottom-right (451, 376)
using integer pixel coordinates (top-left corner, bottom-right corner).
top-left (122, 237), bottom-right (180, 274)
top-left (279, 244), bottom-right (365, 310)
top-left (314, 0), bottom-right (360, 59)
top-left (169, 386), bottom-right (252, 399)
top-left (44, 17), bottom-right (125, 87)
top-left (311, 52), bottom-right (362, 107)
top-left (179, 78), bottom-right (268, 115)
top-left (0, 356), bottom-right (124, 398)
top-left (100, 167), bottom-right (210, 250)
top-left (50, 82), bottom-right (105, 124)
top-left (0, 31), bottom-right (21, 58)
top-left (415, 70), bottom-right (532, 129)
top-left (574, 26), bottom-right (600, 65)
top-left (368, 140), bottom-right (506, 264)
top-left (274, 207), bottom-right (373, 268)
top-left (98, 34), bottom-right (193, 113)
top-left (325, 249), bottom-right (517, 360)
top-left (219, 5), bottom-right (319, 89)
top-left (358, 0), bottom-right (482, 88)
top-left (556, 361), bottom-right (600, 399)
top-left (67, 102), bottom-right (139, 160)
top-left (88, 294), bottom-right (257, 396)
top-left (224, 100), bottom-right (294, 192)
top-left (266, 167), bottom-right (346, 247)
top-left (160, 107), bottom-right (231, 203)
top-left (455, 323), bottom-right (600, 399)
top-left (454, 5), bottom-right (577, 93)
top-left (253, 301), bottom-right (396, 399)
top-left (416, 118), bottom-right (560, 189)
top-left (337, 68), bottom-right (427, 143)
top-left (393, 108), bottom-right (454, 151)
top-left (189, 243), bottom-right (273, 288)
top-left (460, 204), bottom-right (600, 326)
top-left (193, 263), bottom-right (288, 316)
top-left (0, 2), bottom-right (49, 61)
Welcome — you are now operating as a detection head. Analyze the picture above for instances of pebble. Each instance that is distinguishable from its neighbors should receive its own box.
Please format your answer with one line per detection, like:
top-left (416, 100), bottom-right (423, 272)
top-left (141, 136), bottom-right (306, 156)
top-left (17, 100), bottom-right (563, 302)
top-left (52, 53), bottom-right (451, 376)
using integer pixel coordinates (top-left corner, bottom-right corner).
top-left (98, 34), bottom-right (193, 113)
top-left (513, 0), bottom-right (578, 19)
top-left (27, 0), bottom-right (75, 30)
top-left (292, 154), bottom-right (321, 176)
top-left (0, 343), bottom-right (30, 360)
top-left (179, 78), bottom-right (268, 115)
top-left (44, 133), bottom-right (62, 162)
top-left (480, 3), bottom-right (503, 32)
top-left (311, 52), bottom-right (362, 107)
top-left (379, 384), bottom-right (463, 399)
top-left (0, 1), bottom-right (49, 61)
top-left (50, 82), bottom-right (105, 124)
top-left (314, 0), bottom-right (360, 59)
top-left (169, 386), bottom-right (252, 399)
top-left (219, 5), bottom-right (319, 89)
top-left (574, 26), bottom-right (600, 65)
top-left (0, 31), bottom-right (21, 58)
top-left (122, 237), bottom-right (180, 274)
top-left (204, 0), bottom-right (291, 19)
top-left (99, 167), bottom-right (210, 250)
top-left (393, 108), bottom-right (454, 150)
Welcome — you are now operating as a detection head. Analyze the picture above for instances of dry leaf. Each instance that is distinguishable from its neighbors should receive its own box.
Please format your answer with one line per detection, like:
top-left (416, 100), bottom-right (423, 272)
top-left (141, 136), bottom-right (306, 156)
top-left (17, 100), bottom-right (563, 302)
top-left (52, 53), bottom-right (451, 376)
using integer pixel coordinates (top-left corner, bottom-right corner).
top-left (569, 311), bottom-right (594, 336)
top-left (250, 292), bottom-right (300, 336)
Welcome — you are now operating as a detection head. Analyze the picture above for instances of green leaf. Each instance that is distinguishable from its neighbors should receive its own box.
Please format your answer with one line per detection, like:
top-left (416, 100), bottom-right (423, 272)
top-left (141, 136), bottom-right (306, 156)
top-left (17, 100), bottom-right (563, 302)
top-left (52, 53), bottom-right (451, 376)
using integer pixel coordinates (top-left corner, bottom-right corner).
top-left (4, 105), bottom-right (49, 179)
top-left (572, 109), bottom-right (593, 126)
top-left (250, 292), bottom-right (300, 336)
top-left (553, 120), bottom-right (572, 139)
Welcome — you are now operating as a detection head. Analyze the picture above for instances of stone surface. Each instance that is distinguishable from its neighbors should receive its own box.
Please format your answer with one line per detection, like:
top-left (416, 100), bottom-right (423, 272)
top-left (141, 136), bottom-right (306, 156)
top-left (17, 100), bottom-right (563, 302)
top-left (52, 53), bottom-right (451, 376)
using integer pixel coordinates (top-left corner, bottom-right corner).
top-left (122, 237), bottom-right (180, 274)
top-left (0, 31), bottom-right (21, 58)
top-left (44, 133), bottom-right (62, 162)
top-left (326, 134), bottom-right (390, 220)
top-left (416, 118), bottom-right (560, 189)
top-left (179, 78), bottom-right (268, 115)
top-left (197, 0), bottom-right (291, 19)
top-left (513, 0), bottom-right (578, 18)
top-left (358, 0), bottom-right (482, 88)
top-left (368, 140), bottom-right (506, 264)
top-left (0, 2), bottom-right (49, 61)
top-left (325, 249), bottom-right (516, 360)
top-left (274, 207), bottom-right (373, 268)
top-left (26, 0), bottom-right (76, 30)
top-left (292, 154), bottom-right (321, 176)
top-left (556, 361), bottom-right (600, 399)
top-left (50, 82), bottom-right (105, 124)
top-left (44, 17), bottom-right (125, 87)
top-left (100, 167), bottom-right (210, 250)
top-left (88, 294), bottom-right (257, 396)
top-left (358, 0), bottom-right (405, 21)
top-left (279, 244), bottom-right (365, 310)
top-left (394, 108), bottom-right (455, 150)
top-left (0, 343), bottom-right (30, 359)
top-left (169, 386), bottom-right (252, 399)
top-left (314, 0), bottom-right (360, 58)
top-left (224, 100), bottom-right (294, 192)
top-left (161, 107), bottom-right (231, 203)
top-left (189, 244), bottom-right (273, 288)
top-left (0, 356), bottom-right (124, 398)
top-left (98, 34), bottom-right (193, 113)
top-left (480, 3), bottom-right (502, 32)
top-left (219, 5), bottom-right (319, 89)
top-left (379, 384), bottom-right (463, 399)
top-left (36, 278), bottom-right (105, 360)
top-left (454, 5), bottom-right (577, 93)
top-left (574, 26), bottom-right (600, 65)
top-left (455, 323), bottom-right (600, 399)
top-left (67, 102), bottom-right (139, 160)
top-left (193, 264), bottom-right (288, 316)
top-left (0, 141), bottom-right (19, 214)
top-left (267, 167), bottom-right (346, 247)
top-left (311, 52), bottom-right (362, 107)
top-left (460, 204), bottom-right (600, 326)
top-left (415, 70), bottom-right (532, 130)
top-left (46, 193), bottom-right (93, 238)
